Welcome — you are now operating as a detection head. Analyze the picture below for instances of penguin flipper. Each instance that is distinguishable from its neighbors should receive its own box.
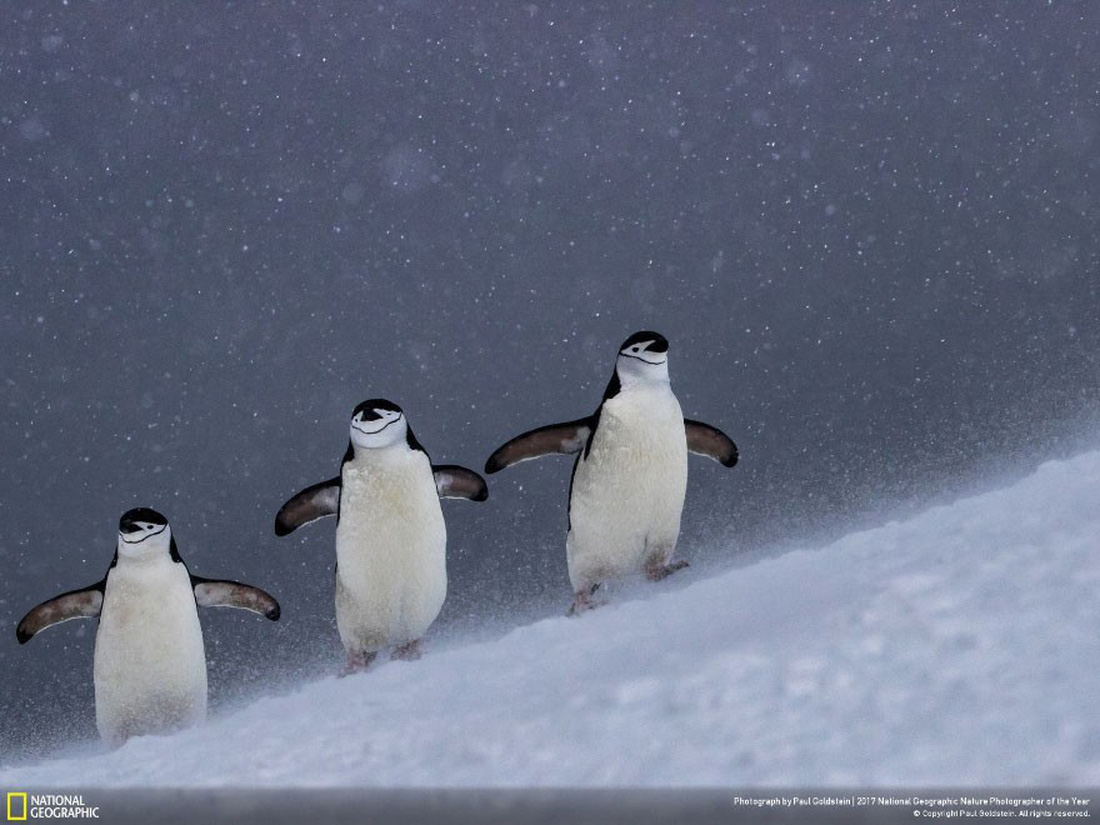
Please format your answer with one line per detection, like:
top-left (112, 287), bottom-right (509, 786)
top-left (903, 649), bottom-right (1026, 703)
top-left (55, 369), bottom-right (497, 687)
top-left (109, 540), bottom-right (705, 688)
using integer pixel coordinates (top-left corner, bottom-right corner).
top-left (433, 465), bottom-right (489, 501)
top-left (685, 420), bottom-right (739, 467)
top-left (192, 576), bottom-right (281, 620)
top-left (16, 583), bottom-right (104, 644)
top-left (275, 477), bottom-right (341, 536)
top-left (484, 418), bottom-right (593, 474)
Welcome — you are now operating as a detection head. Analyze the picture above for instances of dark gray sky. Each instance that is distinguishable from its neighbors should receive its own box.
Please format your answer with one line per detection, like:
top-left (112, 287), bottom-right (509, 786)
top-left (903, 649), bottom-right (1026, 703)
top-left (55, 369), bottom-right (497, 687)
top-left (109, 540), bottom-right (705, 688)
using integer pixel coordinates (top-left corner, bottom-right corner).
top-left (2, 2), bottom-right (1098, 760)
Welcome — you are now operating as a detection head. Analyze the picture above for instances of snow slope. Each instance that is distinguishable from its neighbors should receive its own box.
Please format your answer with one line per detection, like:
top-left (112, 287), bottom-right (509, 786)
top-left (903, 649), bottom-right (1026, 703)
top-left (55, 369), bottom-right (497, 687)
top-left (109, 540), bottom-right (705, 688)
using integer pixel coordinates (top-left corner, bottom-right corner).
top-left (3, 451), bottom-right (1099, 787)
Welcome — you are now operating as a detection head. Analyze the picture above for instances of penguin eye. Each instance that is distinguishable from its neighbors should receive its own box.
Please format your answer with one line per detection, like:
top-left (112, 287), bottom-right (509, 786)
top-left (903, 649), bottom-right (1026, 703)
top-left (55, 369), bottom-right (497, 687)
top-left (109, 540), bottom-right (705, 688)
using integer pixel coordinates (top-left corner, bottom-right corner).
top-left (631, 346), bottom-right (640, 353)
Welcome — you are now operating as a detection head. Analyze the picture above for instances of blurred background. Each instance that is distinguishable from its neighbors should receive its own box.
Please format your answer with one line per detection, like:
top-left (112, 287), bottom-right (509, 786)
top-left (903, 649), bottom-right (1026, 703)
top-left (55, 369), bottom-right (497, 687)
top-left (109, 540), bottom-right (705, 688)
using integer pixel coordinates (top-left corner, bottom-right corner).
top-left (2, 2), bottom-right (1098, 760)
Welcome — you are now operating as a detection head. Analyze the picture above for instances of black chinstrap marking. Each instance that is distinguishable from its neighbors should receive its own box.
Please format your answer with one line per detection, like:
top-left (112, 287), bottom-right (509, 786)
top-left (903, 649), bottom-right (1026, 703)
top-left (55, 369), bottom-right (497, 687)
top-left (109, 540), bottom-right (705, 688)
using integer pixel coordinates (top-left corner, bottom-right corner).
top-left (351, 416), bottom-right (400, 437)
top-left (618, 352), bottom-right (667, 366)
top-left (119, 523), bottom-right (168, 544)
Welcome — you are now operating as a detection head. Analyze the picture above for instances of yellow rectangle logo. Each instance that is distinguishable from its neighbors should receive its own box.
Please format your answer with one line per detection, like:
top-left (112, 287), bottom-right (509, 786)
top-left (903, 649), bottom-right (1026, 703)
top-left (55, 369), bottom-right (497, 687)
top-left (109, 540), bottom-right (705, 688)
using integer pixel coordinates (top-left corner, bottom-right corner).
top-left (6, 792), bottom-right (28, 821)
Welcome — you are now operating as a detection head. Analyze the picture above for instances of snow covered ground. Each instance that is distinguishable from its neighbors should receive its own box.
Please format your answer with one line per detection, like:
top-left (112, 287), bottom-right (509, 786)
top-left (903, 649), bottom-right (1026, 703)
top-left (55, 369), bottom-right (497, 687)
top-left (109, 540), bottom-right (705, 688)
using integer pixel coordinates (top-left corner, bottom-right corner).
top-left (3, 450), bottom-right (1099, 787)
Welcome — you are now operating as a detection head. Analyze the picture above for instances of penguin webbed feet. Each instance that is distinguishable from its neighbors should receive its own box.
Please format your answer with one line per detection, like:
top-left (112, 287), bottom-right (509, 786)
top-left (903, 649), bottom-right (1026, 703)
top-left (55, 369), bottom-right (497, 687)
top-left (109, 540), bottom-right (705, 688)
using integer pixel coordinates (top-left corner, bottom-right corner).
top-left (645, 559), bottom-right (690, 582)
top-left (340, 642), bottom-right (425, 675)
top-left (567, 583), bottom-right (606, 617)
top-left (340, 650), bottom-right (378, 677)
top-left (390, 639), bottom-right (423, 661)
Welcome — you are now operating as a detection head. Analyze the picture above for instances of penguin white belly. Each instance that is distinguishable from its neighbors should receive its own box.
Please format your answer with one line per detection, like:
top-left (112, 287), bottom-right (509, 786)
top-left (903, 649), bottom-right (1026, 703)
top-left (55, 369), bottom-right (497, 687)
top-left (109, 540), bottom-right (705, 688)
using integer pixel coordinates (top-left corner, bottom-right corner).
top-left (566, 387), bottom-right (688, 590)
top-left (93, 558), bottom-right (207, 743)
top-left (335, 451), bottom-right (447, 653)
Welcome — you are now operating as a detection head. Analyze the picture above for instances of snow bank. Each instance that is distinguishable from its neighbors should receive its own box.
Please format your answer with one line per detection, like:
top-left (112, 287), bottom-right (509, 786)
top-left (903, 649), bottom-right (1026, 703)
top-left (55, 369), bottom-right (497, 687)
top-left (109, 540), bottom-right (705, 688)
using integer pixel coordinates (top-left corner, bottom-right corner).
top-left (4, 451), bottom-right (1099, 787)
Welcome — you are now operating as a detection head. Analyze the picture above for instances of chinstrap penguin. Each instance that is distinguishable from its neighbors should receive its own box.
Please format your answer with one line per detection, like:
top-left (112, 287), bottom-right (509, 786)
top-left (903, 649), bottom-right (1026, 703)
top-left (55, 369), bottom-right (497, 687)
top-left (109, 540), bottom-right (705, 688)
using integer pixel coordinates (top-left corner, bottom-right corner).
top-left (16, 507), bottom-right (280, 745)
top-left (274, 399), bottom-right (488, 674)
top-left (484, 331), bottom-right (738, 614)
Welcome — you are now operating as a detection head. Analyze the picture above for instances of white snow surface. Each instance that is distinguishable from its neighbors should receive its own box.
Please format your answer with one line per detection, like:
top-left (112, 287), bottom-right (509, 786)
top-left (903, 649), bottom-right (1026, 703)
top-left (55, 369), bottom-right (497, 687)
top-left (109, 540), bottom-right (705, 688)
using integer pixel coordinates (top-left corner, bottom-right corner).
top-left (4, 450), bottom-right (1100, 787)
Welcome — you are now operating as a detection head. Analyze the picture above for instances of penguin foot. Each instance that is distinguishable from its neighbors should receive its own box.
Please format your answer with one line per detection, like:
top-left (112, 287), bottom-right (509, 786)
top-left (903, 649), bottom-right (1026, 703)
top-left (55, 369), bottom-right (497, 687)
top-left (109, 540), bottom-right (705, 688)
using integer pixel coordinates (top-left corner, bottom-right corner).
top-left (340, 650), bottom-right (377, 677)
top-left (567, 583), bottom-right (606, 616)
top-left (391, 639), bottom-right (422, 661)
top-left (646, 559), bottom-right (690, 582)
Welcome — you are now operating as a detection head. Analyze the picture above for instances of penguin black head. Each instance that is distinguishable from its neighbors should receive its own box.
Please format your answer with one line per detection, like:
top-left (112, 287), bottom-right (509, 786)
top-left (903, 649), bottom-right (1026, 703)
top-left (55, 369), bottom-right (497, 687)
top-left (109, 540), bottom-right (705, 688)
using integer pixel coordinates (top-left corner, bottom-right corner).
top-left (352, 398), bottom-right (403, 422)
top-left (349, 399), bottom-right (423, 453)
top-left (613, 330), bottom-right (671, 389)
top-left (619, 331), bottom-right (669, 357)
top-left (117, 507), bottom-right (172, 553)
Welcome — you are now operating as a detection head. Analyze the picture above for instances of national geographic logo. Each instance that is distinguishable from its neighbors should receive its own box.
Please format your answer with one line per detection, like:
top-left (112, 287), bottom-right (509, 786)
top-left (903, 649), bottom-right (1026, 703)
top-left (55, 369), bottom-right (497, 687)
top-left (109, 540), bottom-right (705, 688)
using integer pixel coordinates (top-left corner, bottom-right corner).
top-left (5, 794), bottom-right (26, 822)
top-left (5, 794), bottom-right (99, 820)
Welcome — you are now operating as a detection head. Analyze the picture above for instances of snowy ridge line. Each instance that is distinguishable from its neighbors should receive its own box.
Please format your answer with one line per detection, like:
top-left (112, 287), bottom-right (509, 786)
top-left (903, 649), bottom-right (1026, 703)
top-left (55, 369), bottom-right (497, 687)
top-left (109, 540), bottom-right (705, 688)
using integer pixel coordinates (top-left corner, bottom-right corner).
top-left (2, 450), bottom-right (1099, 787)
